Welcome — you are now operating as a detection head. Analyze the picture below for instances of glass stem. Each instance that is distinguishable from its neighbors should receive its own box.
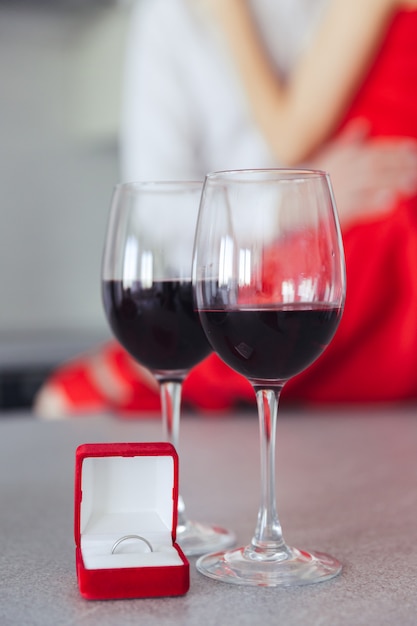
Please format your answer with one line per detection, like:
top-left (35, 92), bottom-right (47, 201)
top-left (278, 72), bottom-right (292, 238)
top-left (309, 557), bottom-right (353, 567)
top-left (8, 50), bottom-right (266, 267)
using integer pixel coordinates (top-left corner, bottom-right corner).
top-left (160, 380), bottom-right (187, 530)
top-left (160, 380), bottom-right (182, 450)
top-left (249, 386), bottom-right (288, 558)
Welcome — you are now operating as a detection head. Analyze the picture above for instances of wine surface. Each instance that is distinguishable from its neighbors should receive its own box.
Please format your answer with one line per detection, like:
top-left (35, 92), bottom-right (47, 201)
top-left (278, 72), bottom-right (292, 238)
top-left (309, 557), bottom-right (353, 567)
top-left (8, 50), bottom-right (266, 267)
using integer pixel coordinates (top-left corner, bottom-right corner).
top-left (199, 304), bottom-right (342, 383)
top-left (103, 280), bottom-right (211, 373)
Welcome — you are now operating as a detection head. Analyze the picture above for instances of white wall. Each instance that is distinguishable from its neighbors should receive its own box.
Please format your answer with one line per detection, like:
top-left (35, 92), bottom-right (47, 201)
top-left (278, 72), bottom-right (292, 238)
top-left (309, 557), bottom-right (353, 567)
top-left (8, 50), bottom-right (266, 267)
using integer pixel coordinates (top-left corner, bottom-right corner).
top-left (0, 3), bottom-right (132, 362)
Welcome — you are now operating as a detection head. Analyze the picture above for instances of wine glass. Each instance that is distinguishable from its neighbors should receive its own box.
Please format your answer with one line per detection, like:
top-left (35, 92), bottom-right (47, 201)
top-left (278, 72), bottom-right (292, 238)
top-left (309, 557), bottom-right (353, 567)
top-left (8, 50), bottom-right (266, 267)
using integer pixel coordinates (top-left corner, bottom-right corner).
top-left (101, 180), bottom-right (236, 555)
top-left (192, 169), bottom-right (346, 585)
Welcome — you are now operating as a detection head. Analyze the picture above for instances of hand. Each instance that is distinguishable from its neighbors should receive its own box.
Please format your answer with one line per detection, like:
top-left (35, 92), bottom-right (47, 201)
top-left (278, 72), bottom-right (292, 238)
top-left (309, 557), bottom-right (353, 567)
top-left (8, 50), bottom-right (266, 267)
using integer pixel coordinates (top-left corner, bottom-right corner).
top-left (310, 120), bottom-right (417, 228)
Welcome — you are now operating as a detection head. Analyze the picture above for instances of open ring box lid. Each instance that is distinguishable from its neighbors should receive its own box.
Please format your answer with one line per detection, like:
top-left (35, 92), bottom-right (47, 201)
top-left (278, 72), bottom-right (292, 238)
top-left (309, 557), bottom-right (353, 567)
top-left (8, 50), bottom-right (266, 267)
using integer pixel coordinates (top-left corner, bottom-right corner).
top-left (75, 442), bottom-right (189, 600)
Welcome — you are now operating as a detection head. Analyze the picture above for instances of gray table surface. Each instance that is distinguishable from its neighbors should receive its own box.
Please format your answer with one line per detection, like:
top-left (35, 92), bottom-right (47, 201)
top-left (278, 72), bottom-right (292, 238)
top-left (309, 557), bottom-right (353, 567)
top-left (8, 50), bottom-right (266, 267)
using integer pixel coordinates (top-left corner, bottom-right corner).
top-left (0, 406), bottom-right (416, 626)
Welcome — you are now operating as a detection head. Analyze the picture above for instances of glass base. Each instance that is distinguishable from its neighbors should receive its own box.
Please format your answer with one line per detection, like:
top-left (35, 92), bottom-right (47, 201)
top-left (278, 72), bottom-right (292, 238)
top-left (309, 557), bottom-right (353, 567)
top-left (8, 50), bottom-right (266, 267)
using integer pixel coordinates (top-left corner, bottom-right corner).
top-left (176, 520), bottom-right (236, 557)
top-left (196, 544), bottom-right (342, 586)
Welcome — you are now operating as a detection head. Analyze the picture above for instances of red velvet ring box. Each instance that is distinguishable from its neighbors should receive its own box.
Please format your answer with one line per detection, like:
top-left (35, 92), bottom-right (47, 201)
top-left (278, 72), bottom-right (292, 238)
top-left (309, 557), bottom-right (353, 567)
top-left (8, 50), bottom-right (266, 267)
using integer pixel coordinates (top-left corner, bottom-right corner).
top-left (74, 442), bottom-right (190, 600)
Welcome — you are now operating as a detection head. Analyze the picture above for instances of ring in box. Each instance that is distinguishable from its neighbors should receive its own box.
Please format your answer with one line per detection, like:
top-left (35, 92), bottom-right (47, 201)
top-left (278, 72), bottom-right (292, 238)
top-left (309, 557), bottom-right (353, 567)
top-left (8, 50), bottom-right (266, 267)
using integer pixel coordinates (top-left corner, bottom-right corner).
top-left (75, 442), bottom-right (190, 600)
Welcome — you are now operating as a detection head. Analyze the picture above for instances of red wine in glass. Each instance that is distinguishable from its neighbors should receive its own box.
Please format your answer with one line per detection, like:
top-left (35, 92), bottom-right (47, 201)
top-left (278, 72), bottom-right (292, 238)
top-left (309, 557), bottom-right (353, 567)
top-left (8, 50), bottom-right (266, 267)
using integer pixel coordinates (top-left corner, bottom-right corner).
top-left (198, 302), bottom-right (342, 384)
top-left (102, 180), bottom-right (236, 556)
top-left (193, 169), bottom-right (346, 586)
top-left (103, 279), bottom-right (211, 375)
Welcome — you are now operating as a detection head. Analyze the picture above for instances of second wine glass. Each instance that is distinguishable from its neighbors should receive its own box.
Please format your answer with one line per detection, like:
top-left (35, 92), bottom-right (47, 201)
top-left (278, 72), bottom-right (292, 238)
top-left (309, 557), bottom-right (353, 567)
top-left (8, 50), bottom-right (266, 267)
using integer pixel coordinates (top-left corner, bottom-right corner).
top-left (193, 169), bottom-right (346, 585)
top-left (101, 180), bottom-right (236, 555)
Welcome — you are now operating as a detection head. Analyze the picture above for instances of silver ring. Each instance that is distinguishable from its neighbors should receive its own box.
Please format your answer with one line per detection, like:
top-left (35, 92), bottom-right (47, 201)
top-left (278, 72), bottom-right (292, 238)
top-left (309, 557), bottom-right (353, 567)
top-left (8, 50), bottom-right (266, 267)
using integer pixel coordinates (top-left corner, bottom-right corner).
top-left (111, 534), bottom-right (154, 554)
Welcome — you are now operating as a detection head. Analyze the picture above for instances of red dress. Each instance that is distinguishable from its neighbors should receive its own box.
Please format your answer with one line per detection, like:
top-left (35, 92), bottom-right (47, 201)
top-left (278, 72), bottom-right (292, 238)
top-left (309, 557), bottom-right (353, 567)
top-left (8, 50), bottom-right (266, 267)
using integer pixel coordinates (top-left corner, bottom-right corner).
top-left (40, 10), bottom-right (417, 415)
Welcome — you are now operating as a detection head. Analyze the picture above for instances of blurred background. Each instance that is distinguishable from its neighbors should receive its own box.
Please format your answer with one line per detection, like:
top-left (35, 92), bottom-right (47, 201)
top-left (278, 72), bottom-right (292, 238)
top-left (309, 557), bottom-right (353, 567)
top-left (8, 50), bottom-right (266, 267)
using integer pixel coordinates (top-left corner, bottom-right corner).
top-left (2, 0), bottom-right (416, 413)
top-left (0, 0), bottom-right (132, 408)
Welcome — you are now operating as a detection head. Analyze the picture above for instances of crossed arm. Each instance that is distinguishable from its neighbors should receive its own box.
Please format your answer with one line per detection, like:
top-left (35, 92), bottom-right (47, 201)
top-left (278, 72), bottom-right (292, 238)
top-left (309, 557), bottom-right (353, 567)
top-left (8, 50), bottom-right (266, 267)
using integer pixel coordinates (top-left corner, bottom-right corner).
top-left (202, 0), bottom-right (409, 164)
